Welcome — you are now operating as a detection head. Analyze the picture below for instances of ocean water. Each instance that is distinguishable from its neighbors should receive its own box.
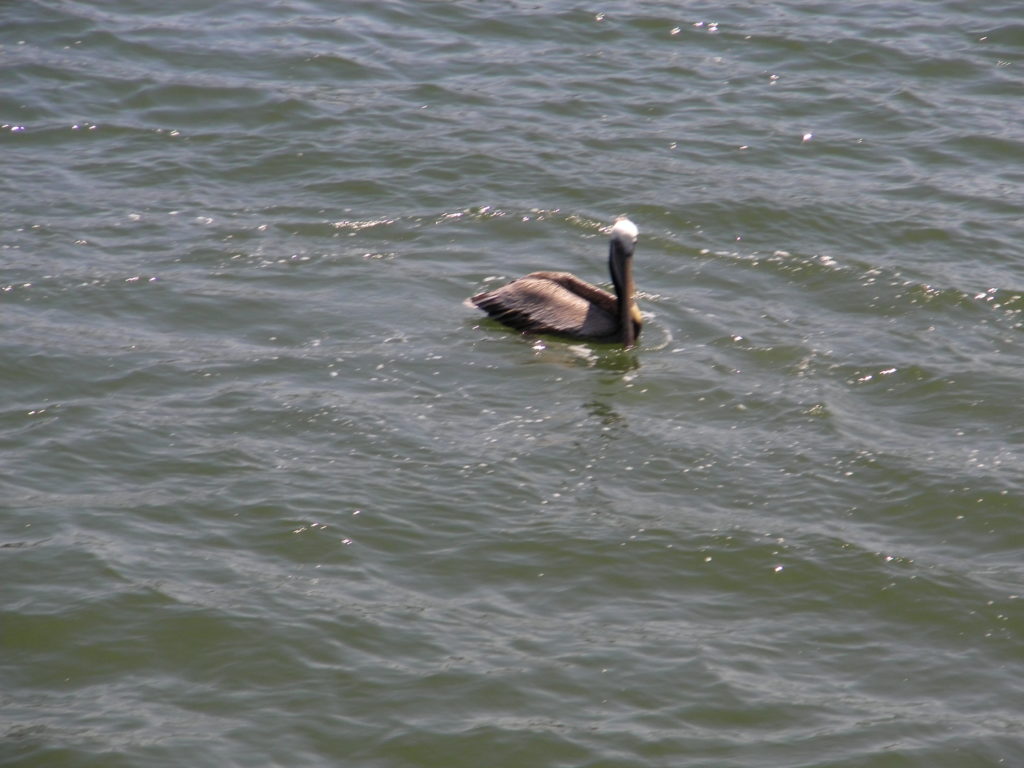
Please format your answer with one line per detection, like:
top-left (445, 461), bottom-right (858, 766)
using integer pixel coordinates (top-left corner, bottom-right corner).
top-left (2, 1), bottom-right (1022, 766)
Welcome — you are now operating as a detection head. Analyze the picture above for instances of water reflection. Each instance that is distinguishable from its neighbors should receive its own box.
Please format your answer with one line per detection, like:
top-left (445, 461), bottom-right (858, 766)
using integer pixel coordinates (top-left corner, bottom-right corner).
top-left (582, 398), bottom-right (626, 430)
top-left (524, 339), bottom-right (641, 372)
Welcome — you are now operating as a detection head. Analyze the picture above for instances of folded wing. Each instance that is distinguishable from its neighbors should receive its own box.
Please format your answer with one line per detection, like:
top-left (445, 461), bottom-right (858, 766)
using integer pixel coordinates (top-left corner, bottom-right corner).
top-left (470, 271), bottom-right (620, 339)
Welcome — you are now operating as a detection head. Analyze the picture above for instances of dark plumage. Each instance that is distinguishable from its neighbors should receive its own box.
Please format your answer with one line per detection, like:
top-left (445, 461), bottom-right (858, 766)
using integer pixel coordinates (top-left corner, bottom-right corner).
top-left (468, 218), bottom-right (642, 347)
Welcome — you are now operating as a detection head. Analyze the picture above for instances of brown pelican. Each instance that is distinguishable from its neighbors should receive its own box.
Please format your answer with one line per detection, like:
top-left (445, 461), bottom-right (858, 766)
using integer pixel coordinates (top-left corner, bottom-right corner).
top-left (469, 217), bottom-right (642, 347)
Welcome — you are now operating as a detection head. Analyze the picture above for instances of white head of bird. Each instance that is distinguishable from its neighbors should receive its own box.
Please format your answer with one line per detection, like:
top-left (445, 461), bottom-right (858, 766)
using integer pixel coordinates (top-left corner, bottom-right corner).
top-left (610, 217), bottom-right (639, 242)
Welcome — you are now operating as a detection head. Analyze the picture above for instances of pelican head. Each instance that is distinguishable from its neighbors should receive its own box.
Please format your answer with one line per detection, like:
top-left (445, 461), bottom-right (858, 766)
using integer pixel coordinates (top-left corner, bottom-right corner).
top-left (608, 218), bottom-right (640, 347)
top-left (610, 217), bottom-right (639, 245)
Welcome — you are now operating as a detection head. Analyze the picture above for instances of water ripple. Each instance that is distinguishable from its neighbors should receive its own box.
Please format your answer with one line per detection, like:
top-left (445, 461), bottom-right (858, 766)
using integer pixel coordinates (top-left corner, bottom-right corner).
top-left (5, 1), bottom-right (1024, 765)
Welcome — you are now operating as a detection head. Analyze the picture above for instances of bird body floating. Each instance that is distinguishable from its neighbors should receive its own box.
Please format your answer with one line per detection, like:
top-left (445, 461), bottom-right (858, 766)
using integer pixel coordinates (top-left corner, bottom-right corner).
top-left (469, 218), bottom-right (641, 348)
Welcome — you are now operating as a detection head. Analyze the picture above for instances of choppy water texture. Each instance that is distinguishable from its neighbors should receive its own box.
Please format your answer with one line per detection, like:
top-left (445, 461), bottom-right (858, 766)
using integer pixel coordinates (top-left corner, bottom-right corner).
top-left (3, 1), bottom-right (1023, 766)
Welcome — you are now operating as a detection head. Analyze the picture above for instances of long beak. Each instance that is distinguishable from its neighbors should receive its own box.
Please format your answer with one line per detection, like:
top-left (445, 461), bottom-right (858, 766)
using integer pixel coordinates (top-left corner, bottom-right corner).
top-left (609, 236), bottom-right (637, 348)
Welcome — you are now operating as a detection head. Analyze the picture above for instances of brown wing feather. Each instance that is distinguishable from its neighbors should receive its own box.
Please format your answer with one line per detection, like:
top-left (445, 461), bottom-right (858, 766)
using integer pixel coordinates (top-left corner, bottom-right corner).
top-left (522, 272), bottom-right (618, 315)
top-left (471, 271), bottom-right (620, 339)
